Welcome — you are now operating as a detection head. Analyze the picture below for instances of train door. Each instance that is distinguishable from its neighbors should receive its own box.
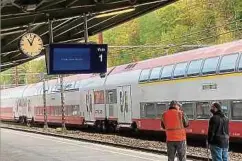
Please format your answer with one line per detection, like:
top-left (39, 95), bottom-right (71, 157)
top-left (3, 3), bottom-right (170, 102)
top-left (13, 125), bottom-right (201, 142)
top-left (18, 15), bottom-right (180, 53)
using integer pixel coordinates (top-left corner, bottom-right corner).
top-left (14, 99), bottom-right (19, 119)
top-left (117, 86), bottom-right (132, 124)
top-left (89, 90), bottom-right (95, 121)
top-left (84, 90), bottom-right (95, 122)
top-left (22, 98), bottom-right (28, 117)
top-left (26, 99), bottom-right (32, 119)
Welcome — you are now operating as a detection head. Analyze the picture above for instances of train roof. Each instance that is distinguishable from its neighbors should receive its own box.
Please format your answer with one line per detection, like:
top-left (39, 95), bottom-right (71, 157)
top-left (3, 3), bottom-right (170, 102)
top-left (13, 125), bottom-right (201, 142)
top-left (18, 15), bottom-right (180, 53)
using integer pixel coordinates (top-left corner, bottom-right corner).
top-left (110, 39), bottom-right (242, 74)
top-left (1, 85), bottom-right (28, 99)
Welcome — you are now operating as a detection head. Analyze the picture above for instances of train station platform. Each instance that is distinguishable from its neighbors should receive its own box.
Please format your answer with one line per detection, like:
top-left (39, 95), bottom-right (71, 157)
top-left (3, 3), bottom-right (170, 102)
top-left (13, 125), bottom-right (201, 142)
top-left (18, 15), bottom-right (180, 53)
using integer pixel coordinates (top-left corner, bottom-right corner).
top-left (0, 128), bottom-right (192, 161)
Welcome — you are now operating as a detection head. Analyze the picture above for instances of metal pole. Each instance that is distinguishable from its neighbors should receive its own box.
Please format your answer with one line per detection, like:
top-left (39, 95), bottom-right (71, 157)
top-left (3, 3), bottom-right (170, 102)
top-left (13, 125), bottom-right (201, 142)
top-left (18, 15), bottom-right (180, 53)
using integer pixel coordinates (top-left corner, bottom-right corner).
top-left (15, 66), bottom-right (18, 87)
top-left (43, 18), bottom-right (54, 130)
top-left (98, 32), bottom-right (103, 44)
top-left (49, 19), bottom-right (53, 44)
top-left (50, 16), bottom-right (66, 131)
top-left (60, 76), bottom-right (66, 131)
top-left (43, 75), bottom-right (48, 129)
top-left (83, 13), bottom-right (88, 43)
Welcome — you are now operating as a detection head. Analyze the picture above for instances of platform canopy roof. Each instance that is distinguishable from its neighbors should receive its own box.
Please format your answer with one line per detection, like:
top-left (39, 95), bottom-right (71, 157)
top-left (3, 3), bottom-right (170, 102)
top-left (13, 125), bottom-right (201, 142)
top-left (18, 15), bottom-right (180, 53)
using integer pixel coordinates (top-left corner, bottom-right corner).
top-left (1, 0), bottom-right (176, 72)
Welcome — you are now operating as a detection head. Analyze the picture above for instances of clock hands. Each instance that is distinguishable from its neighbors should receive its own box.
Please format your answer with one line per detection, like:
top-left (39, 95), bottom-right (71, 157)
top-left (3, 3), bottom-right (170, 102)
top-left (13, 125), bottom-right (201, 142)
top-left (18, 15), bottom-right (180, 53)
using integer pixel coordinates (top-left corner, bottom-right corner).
top-left (27, 39), bottom-right (32, 45)
top-left (30, 35), bottom-right (36, 45)
top-left (27, 35), bottom-right (36, 46)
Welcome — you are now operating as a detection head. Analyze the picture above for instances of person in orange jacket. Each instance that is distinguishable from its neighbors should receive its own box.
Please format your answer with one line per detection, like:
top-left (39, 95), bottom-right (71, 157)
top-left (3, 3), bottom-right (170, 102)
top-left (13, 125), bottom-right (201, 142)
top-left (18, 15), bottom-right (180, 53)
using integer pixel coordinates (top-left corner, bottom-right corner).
top-left (161, 100), bottom-right (189, 161)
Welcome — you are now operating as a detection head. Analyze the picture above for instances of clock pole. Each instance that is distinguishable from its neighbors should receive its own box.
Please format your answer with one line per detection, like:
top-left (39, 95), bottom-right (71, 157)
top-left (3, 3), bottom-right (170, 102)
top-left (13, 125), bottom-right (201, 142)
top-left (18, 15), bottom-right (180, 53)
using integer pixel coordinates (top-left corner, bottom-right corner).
top-left (84, 13), bottom-right (88, 43)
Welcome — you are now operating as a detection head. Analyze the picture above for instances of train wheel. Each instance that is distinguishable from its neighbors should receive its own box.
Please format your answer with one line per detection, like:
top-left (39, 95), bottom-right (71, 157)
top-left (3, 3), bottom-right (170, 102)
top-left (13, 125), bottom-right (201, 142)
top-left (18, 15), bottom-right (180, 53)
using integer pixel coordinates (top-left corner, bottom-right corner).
top-left (101, 121), bottom-right (107, 133)
top-left (26, 120), bottom-right (31, 127)
top-left (108, 124), bottom-right (115, 133)
top-left (108, 121), bottom-right (117, 133)
top-left (131, 122), bottom-right (139, 133)
top-left (95, 121), bottom-right (102, 132)
top-left (30, 118), bottom-right (35, 126)
top-left (19, 116), bottom-right (25, 124)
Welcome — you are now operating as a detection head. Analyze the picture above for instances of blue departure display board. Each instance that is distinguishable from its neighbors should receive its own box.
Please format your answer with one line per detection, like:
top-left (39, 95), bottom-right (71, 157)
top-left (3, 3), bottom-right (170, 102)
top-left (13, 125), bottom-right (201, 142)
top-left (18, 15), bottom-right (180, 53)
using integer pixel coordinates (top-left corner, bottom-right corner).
top-left (46, 43), bottom-right (107, 75)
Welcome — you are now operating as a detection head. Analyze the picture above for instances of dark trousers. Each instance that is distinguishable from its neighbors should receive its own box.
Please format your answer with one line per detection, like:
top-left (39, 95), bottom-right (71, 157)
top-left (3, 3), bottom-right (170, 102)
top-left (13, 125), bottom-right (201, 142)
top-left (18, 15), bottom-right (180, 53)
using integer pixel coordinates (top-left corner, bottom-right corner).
top-left (167, 141), bottom-right (186, 161)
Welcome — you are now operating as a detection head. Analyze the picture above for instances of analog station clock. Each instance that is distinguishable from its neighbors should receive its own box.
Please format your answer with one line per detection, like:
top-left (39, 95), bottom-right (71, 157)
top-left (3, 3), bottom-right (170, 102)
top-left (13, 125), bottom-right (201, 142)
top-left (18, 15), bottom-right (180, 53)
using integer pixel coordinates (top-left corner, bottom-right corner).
top-left (19, 33), bottom-right (44, 57)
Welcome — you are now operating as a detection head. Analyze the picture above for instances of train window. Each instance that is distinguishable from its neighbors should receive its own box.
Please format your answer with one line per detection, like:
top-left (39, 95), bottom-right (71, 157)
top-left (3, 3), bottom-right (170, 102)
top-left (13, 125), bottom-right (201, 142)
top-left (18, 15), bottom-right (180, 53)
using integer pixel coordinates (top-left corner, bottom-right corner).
top-left (156, 103), bottom-right (167, 118)
top-left (70, 106), bottom-right (75, 116)
top-left (66, 106), bottom-right (71, 116)
top-left (239, 55), bottom-right (242, 70)
top-left (215, 101), bottom-right (229, 118)
top-left (65, 106), bottom-right (69, 116)
top-left (50, 85), bottom-right (56, 93)
top-left (36, 107), bottom-right (38, 115)
top-left (231, 101), bottom-right (242, 120)
top-left (58, 106), bottom-right (62, 116)
top-left (144, 103), bottom-right (156, 118)
top-left (54, 107), bottom-right (57, 115)
top-left (52, 107), bottom-right (55, 116)
top-left (149, 67), bottom-right (162, 81)
top-left (74, 81), bottom-right (81, 89)
top-left (187, 59), bottom-right (203, 76)
top-left (173, 62), bottom-right (188, 78)
top-left (72, 105), bottom-right (79, 116)
top-left (70, 105), bottom-right (74, 116)
top-left (221, 104), bottom-right (229, 117)
top-left (57, 107), bottom-right (61, 116)
top-left (54, 107), bottom-right (57, 116)
top-left (106, 89), bottom-right (117, 104)
top-left (196, 102), bottom-right (211, 119)
top-left (219, 53), bottom-right (239, 73)
top-left (202, 57), bottom-right (220, 75)
top-left (182, 103), bottom-right (194, 119)
top-left (160, 65), bottom-right (174, 79)
top-left (51, 107), bottom-right (54, 116)
top-left (94, 90), bottom-right (105, 104)
top-left (65, 82), bottom-right (76, 91)
top-left (139, 69), bottom-right (151, 82)
top-left (68, 106), bottom-right (72, 116)
top-left (38, 107), bottom-right (41, 115)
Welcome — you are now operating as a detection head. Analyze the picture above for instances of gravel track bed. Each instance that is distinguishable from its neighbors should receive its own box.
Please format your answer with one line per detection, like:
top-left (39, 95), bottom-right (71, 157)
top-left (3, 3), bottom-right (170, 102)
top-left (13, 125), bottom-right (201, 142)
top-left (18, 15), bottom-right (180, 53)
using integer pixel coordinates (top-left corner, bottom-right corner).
top-left (1, 123), bottom-right (242, 161)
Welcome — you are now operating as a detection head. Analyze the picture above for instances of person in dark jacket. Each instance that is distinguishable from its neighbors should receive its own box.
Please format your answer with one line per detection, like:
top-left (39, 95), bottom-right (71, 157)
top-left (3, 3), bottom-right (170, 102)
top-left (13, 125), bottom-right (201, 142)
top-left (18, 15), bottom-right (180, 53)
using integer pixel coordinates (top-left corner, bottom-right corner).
top-left (208, 102), bottom-right (229, 161)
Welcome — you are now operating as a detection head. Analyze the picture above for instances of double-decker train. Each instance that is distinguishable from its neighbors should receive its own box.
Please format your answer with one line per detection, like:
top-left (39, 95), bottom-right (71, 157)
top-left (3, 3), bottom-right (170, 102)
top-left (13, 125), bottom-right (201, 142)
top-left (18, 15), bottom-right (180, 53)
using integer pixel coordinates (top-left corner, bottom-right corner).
top-left (1, 40), bottom-right (242, 141)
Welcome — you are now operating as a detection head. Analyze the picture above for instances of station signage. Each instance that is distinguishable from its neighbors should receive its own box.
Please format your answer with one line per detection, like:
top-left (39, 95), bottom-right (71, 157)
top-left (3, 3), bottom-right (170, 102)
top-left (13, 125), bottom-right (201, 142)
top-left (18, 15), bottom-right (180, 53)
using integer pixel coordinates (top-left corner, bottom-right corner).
top-left (46, 43), bottom-right (107, 75)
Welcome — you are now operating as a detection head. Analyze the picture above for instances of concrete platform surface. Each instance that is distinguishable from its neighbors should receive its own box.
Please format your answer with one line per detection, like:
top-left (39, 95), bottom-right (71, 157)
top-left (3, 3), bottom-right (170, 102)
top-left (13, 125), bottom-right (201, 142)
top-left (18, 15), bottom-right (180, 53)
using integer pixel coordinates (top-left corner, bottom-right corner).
top-left (0, 128), bottom-right (192, 161)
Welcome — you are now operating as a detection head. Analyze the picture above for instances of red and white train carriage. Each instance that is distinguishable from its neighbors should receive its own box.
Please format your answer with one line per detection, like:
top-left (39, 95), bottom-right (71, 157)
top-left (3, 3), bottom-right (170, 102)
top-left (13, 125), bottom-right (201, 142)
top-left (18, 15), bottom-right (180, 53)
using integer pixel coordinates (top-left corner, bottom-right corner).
top-left (1, 39), bottom-right (242, 141)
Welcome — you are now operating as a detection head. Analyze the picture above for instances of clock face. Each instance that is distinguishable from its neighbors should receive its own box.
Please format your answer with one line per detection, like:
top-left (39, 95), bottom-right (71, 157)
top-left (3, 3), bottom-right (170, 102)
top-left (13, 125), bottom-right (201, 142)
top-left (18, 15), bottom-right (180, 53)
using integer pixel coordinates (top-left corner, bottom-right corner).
top-left (19, 33), bottom-right (44, 57)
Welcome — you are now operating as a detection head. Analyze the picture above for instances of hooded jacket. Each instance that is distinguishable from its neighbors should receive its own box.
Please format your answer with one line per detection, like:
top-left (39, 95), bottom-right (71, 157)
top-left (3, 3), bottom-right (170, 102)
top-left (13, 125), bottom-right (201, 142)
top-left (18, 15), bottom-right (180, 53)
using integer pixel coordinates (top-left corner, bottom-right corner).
top-left (208, 110), bottom-right (229, 148)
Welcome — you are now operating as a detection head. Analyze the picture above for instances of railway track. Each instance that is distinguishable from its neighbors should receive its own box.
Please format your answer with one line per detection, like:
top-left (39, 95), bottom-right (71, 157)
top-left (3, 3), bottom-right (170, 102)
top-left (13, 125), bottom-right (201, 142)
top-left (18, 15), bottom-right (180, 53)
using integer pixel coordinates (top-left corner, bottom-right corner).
top-left (1, 121), bottom-right (242, 161)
